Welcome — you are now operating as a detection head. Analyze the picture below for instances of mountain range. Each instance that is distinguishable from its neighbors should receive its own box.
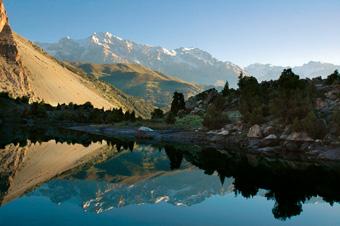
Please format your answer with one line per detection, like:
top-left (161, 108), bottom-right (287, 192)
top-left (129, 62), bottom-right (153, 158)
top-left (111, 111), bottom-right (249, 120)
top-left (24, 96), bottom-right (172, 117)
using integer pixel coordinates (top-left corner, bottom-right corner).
top-left (38, 32), bottom-right (340, 88)
top-left (38, 32), bottom-right (246, 88)
top-left (0, 0), bottom-right (152, 117)
top-left (245, 61), bottom-right (340, 81)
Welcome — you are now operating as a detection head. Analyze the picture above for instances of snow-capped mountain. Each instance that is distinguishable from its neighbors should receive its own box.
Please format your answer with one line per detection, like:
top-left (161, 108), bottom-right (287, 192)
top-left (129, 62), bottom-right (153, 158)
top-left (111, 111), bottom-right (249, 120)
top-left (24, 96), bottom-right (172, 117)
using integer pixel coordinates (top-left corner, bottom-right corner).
top-left (245, 61), bottom-right (340, 81)
top-left (38, 32), bottom-right (246, 87)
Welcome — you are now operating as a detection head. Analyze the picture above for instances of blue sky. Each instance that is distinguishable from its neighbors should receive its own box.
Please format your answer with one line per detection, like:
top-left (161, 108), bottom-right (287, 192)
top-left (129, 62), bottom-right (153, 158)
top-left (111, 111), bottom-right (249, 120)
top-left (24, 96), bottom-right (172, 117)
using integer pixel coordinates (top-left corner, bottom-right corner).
top-left (3, 0), bottom-right (340, 67)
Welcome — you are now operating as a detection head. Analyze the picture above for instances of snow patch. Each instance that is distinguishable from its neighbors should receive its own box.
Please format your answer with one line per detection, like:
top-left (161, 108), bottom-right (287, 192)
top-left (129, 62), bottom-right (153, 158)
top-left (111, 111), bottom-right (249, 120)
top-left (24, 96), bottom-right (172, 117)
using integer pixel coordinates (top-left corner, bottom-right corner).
top-left (162, 48), bottom-right (177, 56)
top-left (182, 47), bottom-right (195, 51)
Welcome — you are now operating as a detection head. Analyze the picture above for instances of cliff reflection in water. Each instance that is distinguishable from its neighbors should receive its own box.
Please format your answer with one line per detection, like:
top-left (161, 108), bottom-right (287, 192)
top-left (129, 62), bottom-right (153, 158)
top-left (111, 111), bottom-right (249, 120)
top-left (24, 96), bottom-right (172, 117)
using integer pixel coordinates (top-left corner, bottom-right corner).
top-left (2, 128), bottom-right (340, 221)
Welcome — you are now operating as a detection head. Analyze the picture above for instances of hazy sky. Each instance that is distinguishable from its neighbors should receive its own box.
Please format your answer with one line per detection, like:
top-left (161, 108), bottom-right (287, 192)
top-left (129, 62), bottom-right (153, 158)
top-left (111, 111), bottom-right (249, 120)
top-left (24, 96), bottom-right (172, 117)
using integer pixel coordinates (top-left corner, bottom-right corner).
top-left (4, 0), bottom-right (340, 67)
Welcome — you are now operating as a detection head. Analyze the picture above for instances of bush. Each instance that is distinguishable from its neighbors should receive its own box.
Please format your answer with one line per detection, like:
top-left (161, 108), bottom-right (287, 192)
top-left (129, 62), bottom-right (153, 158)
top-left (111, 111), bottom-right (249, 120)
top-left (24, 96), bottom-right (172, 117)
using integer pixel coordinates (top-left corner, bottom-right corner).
top-left (165, 112), bottom-right (176, 124)
top-left (151, 108), bottom-right (164, 120)
top-left (300, 111), bottom-right (327, 139)
top-left (332, 109), bottom-right (340, 135)
top-left (175, 115), bottom-right (203, 129)
top-left (326, 70), bottom-right (340, 85)
top-left (203, 105), bottom-right (229, 130)
top-left (212, 95), bottom-right (226, 111)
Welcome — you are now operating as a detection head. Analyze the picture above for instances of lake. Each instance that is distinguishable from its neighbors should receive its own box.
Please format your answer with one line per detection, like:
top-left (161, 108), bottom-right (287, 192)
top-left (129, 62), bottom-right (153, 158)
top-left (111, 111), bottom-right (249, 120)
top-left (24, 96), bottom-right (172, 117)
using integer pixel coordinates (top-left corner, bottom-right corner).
top-left (1, 128), bottom-right (340, 226)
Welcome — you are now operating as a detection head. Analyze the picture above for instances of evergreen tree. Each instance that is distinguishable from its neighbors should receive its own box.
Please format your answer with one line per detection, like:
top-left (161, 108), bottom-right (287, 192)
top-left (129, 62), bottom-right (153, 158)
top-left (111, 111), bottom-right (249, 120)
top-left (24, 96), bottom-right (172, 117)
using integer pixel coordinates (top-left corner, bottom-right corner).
top-left (238, 76), bottom-right (264, 124)
top-left (326, 70), bottom-right (340, 85)
top-left (130, 111), bottom-right (136, 122)
top-left (222, 81), bottom-right (230, 96)
top-left (170, 92), bottom-right (185, 115)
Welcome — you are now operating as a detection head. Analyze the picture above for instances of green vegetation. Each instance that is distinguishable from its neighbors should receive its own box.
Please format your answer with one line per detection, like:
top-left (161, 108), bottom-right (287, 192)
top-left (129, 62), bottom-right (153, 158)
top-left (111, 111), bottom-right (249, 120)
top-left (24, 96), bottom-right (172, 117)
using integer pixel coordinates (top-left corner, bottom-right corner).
top-left (222, 81), bottom-right (230, 96)
top-left (170, 92), bottom-right (186, 115)
top-left (165, 112), bottom-right (176, 124)
top-left (0, 92), bottom-right (137, 124)
top-left (151, 108), bottom-right (164, 120)
top-left (326, 70), bottom-right (340, 85)
top-left (203, 105), bottom-right (229, 130)
top-left (238, 74), bottom-right (264, 124)
top-left (291, 111), bottom-right (327, 139)
top-left (161, 69), bottom-right (339, 140)
top-left (175, 115), bottom-right (203, 129)
top-left (332, 109), bottom-right (340, 136)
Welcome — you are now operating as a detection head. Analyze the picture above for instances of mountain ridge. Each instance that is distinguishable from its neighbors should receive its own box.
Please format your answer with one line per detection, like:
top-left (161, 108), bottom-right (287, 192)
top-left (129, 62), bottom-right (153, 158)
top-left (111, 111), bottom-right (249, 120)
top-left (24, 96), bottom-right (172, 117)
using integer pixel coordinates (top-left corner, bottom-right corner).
top-left (73, 62), bottom-right (203, 108)
top-left (38, 32), bottom-right (247, 87)
top-left (245, 61), bottom-right (340, 81)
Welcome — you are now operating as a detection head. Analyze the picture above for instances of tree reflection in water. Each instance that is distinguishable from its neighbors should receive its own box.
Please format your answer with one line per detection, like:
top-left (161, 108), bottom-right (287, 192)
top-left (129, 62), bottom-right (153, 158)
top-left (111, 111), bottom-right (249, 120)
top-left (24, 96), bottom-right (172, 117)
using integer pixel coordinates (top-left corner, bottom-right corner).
top-left (2, 126), bottom-right (340, 220)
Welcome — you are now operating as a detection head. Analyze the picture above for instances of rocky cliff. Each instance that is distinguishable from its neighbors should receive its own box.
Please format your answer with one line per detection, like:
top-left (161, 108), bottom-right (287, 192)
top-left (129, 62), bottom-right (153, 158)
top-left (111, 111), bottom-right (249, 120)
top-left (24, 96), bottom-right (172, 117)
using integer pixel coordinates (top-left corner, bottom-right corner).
top-left (0, 0), bottom-right (31, 97)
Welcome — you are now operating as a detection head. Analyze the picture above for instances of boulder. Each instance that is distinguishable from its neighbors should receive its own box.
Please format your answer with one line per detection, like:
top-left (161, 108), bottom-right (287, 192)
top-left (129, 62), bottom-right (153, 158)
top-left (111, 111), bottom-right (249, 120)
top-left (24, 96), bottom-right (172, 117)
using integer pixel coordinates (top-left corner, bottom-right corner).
top-left (280, 134), bottom-right (288, 140)
top-left (315, 98), bottom-right (327, 110)
top-left (138, 126), bottom-right (154, 132)
top-left (287, 132), bottom-right (313, 142)
top-left (247, 124), bottom-right (263, 138)
top-left (260, 134), bottom-right (279, 147)
top-left (263, 126), bottom-right (274, 136)
top-left (185, 88), bottom-right (218, 111)
top-left (218, 129), bottom-right (229, 136)
top-left (136, 127), bottom-right (157, 139)
top-left (207, 128), bottom-right (229, 136)
top-left (191, 106), bottom-right (205, 115)
top-left (265, 134), bottom-right (277, 140)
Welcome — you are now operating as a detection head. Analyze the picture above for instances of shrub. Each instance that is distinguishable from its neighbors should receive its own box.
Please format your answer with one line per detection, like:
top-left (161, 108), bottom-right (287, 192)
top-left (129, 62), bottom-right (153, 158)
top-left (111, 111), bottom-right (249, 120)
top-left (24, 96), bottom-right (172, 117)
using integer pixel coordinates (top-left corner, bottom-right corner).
top-left (326, 70), bottom-right (340, 85)
top-left (212, 95), bottom-right (226, 111)
top-left (151, 108), bottom-right (164, 120)
top-left (332, 109), bottom-right (340, 135)
top-left (300, 111), bottom-right (327, 139)
top-left (203, 105), bottom-right (229, 130)
top-left (175, 115), bottom-right (203, 129)
top-left (165, 112), bottom-right (176, 124)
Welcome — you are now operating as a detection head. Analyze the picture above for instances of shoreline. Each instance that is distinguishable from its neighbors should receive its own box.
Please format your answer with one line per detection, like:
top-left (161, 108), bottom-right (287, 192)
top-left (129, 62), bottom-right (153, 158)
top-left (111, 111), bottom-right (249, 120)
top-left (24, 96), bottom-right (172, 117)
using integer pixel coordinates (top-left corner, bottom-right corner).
top-left (68, 124), bottom-right (340, 163)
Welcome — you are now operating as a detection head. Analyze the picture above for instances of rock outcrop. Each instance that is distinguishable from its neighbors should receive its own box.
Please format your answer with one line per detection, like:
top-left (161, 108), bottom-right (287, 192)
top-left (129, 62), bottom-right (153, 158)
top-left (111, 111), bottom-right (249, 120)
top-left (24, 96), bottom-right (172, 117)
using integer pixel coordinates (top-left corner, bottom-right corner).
top-left (0, 0), bottom-right (31, 97)
top-left (247, 124), bottom-right (263, 138)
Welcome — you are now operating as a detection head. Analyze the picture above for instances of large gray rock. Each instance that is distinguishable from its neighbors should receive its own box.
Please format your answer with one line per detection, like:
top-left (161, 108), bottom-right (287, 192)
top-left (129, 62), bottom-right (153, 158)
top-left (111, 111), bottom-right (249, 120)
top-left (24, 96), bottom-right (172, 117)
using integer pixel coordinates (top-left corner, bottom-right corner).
top-left (259, 134), bottom-right (279, 147)
top-left (247, 124), bottom-right (263, 138)
top-left (287, 132), bottom-right (313, 142)
top-left (265, 134), bottom-right (277, 140)
top-left (185, 88), bottom-right (218, 111)
top-left (263, 126), bottom-right (274, 136)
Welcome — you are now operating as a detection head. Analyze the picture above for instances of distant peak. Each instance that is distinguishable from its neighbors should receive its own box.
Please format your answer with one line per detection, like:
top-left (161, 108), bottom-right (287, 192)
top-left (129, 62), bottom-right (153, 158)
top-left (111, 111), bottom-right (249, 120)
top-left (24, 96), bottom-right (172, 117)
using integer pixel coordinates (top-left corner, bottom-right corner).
top-left (182, 47), bottom-right (195, 51)
top-left (162, 48), bottom-right (176, 56)
top-left (91, 32), bottom-right (123, 41)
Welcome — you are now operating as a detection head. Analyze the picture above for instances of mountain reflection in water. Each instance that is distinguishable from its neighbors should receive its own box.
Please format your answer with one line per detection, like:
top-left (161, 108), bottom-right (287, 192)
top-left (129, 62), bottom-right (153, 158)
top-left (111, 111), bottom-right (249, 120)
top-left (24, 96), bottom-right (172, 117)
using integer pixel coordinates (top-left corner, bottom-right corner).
top-left (1, 128), bottom-right (340, 225)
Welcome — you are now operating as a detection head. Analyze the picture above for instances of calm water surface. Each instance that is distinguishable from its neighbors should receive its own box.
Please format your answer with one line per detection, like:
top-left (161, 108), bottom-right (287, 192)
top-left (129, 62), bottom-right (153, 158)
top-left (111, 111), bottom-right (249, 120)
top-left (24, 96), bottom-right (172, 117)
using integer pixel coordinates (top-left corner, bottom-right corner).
top-left (1, 131), bottom-right (340, 226)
